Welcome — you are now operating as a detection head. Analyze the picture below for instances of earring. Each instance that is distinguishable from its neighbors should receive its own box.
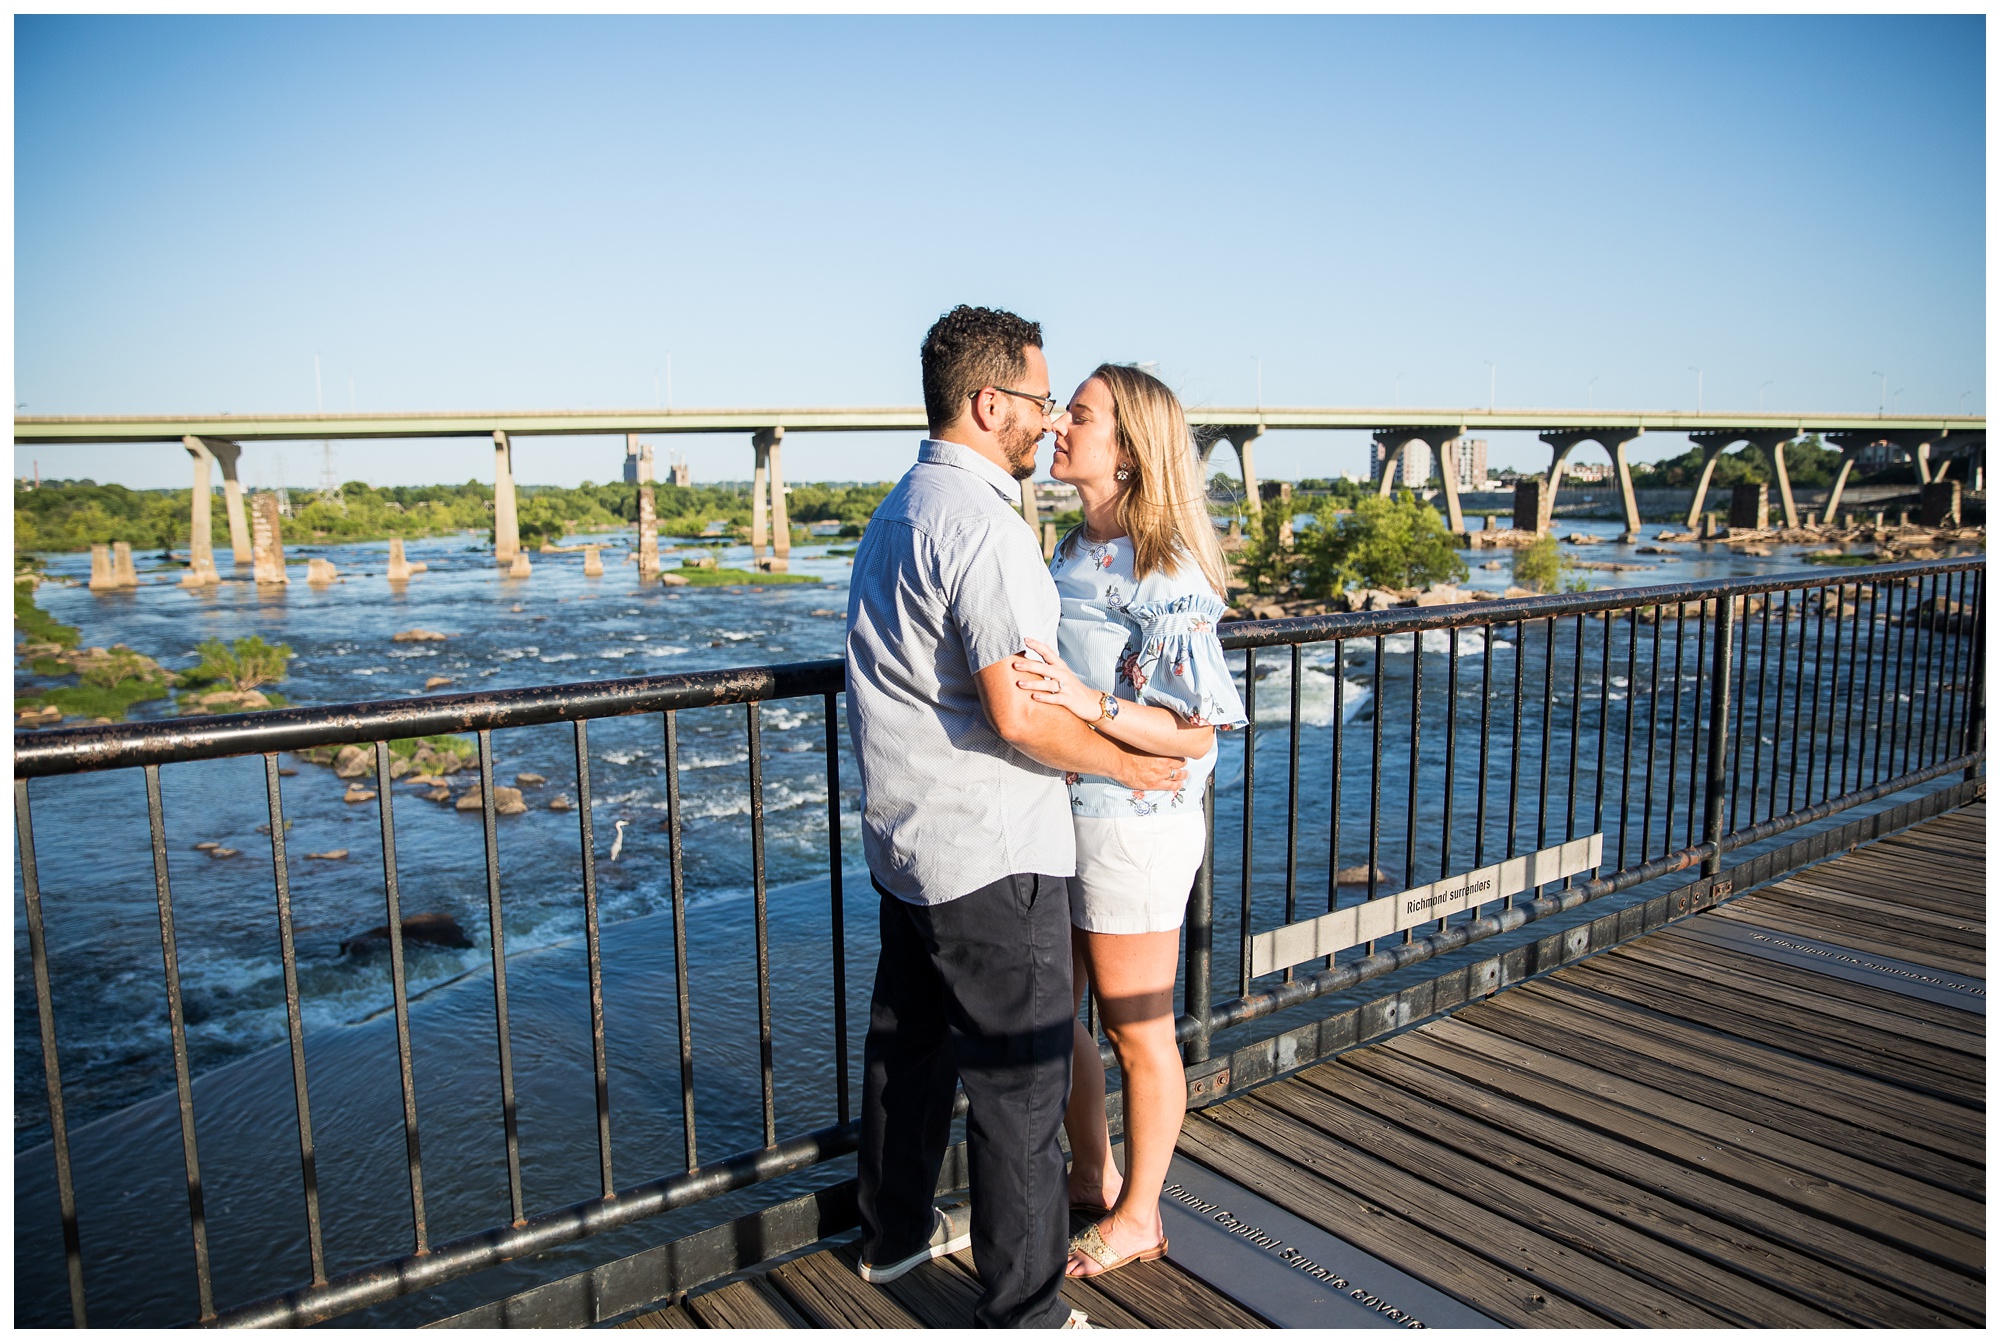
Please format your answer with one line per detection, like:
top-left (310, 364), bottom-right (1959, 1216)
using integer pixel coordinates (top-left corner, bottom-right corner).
top-left (1115, 467), bottom-right (1132, 481)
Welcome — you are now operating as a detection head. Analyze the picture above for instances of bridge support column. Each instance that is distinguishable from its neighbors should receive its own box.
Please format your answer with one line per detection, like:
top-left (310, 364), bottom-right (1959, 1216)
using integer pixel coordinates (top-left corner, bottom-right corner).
top-left (1764, 434), bottom-right (1800, 530)
top-left (492, 431), bottom-right (521, 566)
top-left (1232, 429), bottom-right (1261, 514)
top-left (630, 434), bottom-right (659, 577)
top-left (1683, 437), bottom-right (1730, 531)
top-left (751, 428), bottom-right (788, 570)
top-left (751, 436), bottom-right (770, 554)
top-left (1821, 456), bottom-right (1856, 526)
top-left (179, 436), bottom-right (220, 587)
top-left (1915, 439), bottom-right (1933, 485)
top-left (766, 430), bottom-right (791, 562)
top-left (253, 493), bottom-right (288, 585)
top-left (1610, 437), bottom-right (1643, 539)
top-left (187, 436), bottom-right (252, 566)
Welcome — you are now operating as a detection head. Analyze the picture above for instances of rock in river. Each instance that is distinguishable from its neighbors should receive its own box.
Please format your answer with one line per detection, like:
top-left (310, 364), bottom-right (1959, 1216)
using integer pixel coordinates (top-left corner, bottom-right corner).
top-left (392, 628), bottom-right (449, 642)
top-left (340, 911), bottom-right (474, 955)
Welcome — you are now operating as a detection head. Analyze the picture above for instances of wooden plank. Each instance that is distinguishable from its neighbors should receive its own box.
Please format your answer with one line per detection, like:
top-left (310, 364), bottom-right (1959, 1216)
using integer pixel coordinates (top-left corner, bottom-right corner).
top-left (1808, 863), bottom-right (1985, 909)
top-left (1652, 923), bottom-right (1987, 1033)
top-left (1579, 950), bottom-right (1985, 1091)
top-left (1611, 937), bottom-right (1986, 1054)
top-left (1461, 994), bottom-right (1984, 1197)
top-left (1385, 1025), bottom-right (1983, 1272)
top-left (614, 1302), bottom-right (701, 1328)
top-left (863, 1251), bottom-right (981, 1329)
top-left (1203, 1097), bottom-right (1734, 1328)
top-left (1428, 1016), bottom-right (1985, 1238)
top-left (1484, 982), bottom-right (1986, 1183)
top-left (766, 1249), bottom-right (924, 1328)
top-left (1799, 854), bottom-right (1986, 908)
top-left (1339, 1047), bottom-right (1980, 1326)
top-left (1773, 872), bottom-right (1985, 923)
top-left (935, 1248), bottom-right (1153, 1330)
top-left (1066, 1251), bottom-right (1272, 1330)
top-left (1754, 879), bottom-right (1984, 942)
top-left (1523, 977), bottom-right (1985, 1157)
top-left (1248, 1078), bottom-right (1846, 1327)
top-left (1176, 1112), bottom-right (1613, 1327)
top-left (1560, 957), bottom-right (1984, 1104)
top-left (683, 1278), bottom-right (810, 1329)
top-left (1301, 1057), bottom-right (1964, 1327)
top-left (1057, 1275), bottom-right (1153, 1330)
top-left (1712, 902), bottom-right (1986, 976)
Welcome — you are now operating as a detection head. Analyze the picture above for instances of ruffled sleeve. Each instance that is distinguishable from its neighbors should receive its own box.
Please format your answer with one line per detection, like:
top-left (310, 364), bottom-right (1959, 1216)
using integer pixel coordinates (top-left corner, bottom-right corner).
top-left (1118, 593), bottom-right (1249, 731)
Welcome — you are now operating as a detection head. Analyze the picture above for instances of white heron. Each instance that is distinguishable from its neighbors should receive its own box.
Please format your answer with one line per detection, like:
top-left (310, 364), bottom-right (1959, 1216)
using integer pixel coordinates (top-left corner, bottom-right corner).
top-left (609, 819), bottom-right (627, 862)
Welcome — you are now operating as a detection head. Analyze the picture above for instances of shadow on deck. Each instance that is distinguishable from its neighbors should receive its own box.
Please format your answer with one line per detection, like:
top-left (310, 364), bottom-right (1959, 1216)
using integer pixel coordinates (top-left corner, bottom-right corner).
top-left (617, 801), bottom-right (1985, 1329)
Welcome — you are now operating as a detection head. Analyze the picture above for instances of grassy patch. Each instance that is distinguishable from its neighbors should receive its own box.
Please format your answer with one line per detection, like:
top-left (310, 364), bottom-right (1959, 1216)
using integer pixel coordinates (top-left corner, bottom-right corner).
top-left (1803, 552), bottom-right (1877, 566)
top-left (672, 566), bottom-right (824, 586)
top-left (19, 677), bottom-right (174, 721)
top-left (15, 588), bottom-right (80, 649)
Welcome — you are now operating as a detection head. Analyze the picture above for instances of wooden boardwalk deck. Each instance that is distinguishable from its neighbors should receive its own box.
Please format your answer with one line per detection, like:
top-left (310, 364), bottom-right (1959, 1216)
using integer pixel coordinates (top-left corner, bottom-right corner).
top-left (622, 802), bottom-right (1986, 1328)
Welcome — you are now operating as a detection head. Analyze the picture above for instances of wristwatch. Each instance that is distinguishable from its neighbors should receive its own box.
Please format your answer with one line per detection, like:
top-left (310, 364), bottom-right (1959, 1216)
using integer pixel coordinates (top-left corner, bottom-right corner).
top-left (1096, 692), bottom-right (1121, 723)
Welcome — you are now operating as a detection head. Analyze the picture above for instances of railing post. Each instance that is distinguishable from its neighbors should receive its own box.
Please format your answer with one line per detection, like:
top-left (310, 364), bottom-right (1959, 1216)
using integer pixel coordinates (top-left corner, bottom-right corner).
top-left (1182, 775), bottom-right (1215, 1064)
top-left (1701, 593), bottom-right (1737, 876)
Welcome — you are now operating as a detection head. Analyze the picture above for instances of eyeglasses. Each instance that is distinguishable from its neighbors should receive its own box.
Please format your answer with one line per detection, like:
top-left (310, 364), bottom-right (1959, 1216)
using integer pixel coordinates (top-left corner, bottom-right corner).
top-left (979, 386), bottom-right (1063, 421)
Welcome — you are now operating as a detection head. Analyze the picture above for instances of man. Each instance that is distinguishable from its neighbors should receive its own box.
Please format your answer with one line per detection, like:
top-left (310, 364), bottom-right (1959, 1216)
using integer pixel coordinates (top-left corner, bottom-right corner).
top-left (845, 306), bottom-right (1189, 1328)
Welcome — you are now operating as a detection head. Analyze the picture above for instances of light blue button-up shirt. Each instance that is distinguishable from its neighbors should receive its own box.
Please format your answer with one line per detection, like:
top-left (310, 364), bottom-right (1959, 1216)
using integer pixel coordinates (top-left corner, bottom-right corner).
top-left (845, 440), bottom-right (1076, 904)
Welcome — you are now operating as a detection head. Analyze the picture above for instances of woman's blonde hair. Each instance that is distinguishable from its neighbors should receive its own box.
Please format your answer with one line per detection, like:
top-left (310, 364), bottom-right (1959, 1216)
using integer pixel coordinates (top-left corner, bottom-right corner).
top-left (1070, 363), bottom-right (1229, 596)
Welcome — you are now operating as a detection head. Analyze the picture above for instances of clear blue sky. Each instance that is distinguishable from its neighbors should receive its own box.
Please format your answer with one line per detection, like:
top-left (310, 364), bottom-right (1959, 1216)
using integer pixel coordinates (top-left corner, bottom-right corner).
top-left (15, 14), bottom-right (1985, 491)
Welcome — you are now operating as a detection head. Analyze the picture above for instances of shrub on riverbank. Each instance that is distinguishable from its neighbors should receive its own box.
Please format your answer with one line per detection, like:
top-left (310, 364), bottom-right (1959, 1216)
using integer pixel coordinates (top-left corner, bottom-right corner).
top-left (1510, 534), bottom-right (1590, 593)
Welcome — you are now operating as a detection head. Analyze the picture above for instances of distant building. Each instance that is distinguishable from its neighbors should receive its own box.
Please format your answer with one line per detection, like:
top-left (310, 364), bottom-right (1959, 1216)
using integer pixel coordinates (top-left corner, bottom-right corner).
top-left (1035, 480), bottom-right (1080, 506)
top-left (1563, 460), bottom-right (1612, 484)
top-left (1371, 438), bottom-right (1432, 487)
top-left (1452, 438), bottom-right (1488, 490)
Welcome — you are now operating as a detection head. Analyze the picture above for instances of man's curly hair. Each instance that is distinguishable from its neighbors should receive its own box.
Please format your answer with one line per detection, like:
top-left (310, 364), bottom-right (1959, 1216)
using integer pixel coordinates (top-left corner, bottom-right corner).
top-left (920, 305), bottom-right (1044, 433)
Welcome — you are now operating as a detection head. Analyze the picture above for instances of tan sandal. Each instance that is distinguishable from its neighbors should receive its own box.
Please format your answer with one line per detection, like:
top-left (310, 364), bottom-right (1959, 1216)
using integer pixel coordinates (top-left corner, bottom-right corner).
top-left (1065, 1221), bottom-right (1168, 1278)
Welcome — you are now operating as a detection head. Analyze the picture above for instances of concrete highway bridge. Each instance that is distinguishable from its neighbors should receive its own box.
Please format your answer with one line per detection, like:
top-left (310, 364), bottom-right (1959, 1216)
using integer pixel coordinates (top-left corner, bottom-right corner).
top-left (15, 407), bottom-right (1985, 575)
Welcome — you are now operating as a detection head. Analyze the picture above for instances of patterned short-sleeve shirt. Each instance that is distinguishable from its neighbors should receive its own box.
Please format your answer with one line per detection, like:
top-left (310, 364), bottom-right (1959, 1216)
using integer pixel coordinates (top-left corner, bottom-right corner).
top-left (1050, 532), bottom-right (1247, 818)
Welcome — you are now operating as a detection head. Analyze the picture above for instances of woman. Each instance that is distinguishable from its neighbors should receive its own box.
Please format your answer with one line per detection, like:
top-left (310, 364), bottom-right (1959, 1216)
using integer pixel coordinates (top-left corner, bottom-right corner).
top-left (1009, 364), bottom-right (1246, 1278)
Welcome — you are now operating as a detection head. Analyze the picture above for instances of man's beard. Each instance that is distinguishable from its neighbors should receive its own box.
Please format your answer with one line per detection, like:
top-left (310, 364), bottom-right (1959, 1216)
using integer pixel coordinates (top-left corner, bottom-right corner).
top-left (998, 406), bottom-right (1040, 480)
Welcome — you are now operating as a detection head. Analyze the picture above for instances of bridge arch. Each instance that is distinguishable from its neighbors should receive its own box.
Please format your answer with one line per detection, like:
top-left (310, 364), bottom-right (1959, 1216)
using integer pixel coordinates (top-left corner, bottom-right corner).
top-left (1536, 429), bottom-right (1644, 537)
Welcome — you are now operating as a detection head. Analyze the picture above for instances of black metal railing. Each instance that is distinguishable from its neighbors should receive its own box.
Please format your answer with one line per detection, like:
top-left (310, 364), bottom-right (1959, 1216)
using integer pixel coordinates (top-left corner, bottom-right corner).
top-left (13, 556), bottom-right (1984, 1328)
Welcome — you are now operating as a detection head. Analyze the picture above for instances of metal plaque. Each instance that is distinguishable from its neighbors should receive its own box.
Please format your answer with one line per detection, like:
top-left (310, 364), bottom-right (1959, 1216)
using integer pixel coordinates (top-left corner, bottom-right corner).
top-left (1158, 1155), bottom-right (1503, 1329)
top-left (1673, 914), bottom-right (1985, 1014)
top-left (1251, 835), bottom-right (1604, 977)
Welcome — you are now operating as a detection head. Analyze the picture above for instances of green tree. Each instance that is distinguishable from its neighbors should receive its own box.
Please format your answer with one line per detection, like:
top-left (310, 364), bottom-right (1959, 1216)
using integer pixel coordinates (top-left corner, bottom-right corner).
top-left (1298, 491), bottom-right (1468, 594)
top-left (1231, 503), bottom-right (1297, 595)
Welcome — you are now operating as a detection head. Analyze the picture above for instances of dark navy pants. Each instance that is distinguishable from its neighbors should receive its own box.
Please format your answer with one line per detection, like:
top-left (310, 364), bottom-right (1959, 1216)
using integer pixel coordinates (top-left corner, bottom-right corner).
top-left (857, 872), bottom-right (1075, 1329)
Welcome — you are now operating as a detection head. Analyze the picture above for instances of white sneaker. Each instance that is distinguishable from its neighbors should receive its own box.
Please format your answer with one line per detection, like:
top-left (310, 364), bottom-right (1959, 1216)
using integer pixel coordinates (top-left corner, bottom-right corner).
top-left (857, 1207), bottom-right (971, 1284)
top-left (1061, 1308), bottom-right (1093, 1328)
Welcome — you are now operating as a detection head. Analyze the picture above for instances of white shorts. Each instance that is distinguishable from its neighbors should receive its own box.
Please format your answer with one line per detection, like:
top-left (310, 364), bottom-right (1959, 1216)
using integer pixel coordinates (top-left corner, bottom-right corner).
top-left (1069, 812), bottom-right (1208, 935)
